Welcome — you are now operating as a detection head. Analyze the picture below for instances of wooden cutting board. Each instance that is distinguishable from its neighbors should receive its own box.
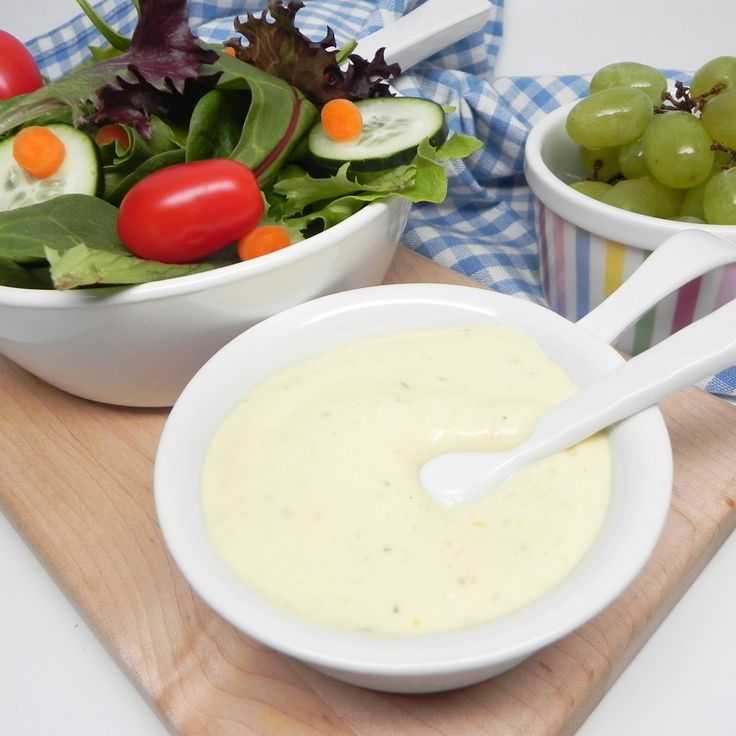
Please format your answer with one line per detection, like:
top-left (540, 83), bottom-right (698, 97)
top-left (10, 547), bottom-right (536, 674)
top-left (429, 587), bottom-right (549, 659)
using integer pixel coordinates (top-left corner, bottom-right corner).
top-left (1, 247), bottom-right (735, 736)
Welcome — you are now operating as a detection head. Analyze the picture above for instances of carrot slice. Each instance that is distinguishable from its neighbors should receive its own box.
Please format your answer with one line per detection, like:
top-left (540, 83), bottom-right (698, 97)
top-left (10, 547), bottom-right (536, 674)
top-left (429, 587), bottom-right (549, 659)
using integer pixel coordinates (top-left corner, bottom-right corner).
top-left (237, 225), bottom-right (291, 260)
top-left (320, 98), bottom-right (363, 142)
top-left (222, 46), bottom-right (236, 57)
top-left (95, 124), bottom-right (130, 150)
top-left (12, 126), bottom-right (66, 179)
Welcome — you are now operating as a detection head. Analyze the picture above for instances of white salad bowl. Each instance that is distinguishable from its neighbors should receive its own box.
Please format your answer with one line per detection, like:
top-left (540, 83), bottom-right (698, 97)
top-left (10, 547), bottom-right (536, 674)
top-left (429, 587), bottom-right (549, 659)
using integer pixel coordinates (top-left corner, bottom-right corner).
top-left (0, 196), bottom-right (410, 406)
top-left (0, 0), bottom-right (493, 408)
top-left (154, 280), bottom-right (674, 694)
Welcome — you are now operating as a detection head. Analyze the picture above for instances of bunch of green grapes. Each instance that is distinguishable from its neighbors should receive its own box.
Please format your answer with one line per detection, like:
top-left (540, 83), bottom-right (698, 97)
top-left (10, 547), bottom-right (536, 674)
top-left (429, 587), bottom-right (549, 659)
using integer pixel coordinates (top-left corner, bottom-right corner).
top-left (565, 58), bottom-right (736, 225)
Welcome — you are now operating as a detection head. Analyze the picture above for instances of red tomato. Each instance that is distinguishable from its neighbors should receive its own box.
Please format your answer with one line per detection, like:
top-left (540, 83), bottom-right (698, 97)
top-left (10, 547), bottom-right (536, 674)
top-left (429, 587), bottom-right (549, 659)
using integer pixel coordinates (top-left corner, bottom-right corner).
top-left (0, 31), bottom-right (43, 99)
top-left (117, 159), bottom-right (264, 264)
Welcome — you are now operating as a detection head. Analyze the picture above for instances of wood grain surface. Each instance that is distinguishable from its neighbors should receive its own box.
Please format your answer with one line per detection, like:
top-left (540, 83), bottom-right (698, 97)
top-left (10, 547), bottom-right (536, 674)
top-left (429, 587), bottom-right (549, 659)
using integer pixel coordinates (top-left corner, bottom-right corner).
top-left (1, 247), bottom-right (735, 736)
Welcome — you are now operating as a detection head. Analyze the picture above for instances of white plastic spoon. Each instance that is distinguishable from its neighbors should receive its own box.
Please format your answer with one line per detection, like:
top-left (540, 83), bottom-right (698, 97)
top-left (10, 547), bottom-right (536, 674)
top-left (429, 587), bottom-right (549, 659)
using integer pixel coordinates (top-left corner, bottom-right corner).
top-left (420, 232), bottom-right (736, 507)
top-left (351, 0), bottom-right (491, 72)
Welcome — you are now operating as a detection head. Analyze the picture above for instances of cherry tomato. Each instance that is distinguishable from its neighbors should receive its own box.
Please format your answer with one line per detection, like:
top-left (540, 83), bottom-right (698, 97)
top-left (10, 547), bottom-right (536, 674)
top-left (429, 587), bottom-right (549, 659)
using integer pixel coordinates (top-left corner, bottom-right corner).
top-left (0, 31), bottom-right (43, 99)
top-left (117, 159), bottom-right (264, 264)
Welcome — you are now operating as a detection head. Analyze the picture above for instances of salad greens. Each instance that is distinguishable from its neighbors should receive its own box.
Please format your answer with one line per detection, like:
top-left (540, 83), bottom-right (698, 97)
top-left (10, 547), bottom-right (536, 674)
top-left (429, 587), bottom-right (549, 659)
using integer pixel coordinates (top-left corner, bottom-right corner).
top-left (227, 0), bottom-right (400, 105)
top-left (211, 50), bottom-right (317, 184)
top-left (0, 194), bottom-right (212, 289)
top-left (0, 0), bottom-right (481, 290)
top-left (0, 0), bottom-right (218, 137)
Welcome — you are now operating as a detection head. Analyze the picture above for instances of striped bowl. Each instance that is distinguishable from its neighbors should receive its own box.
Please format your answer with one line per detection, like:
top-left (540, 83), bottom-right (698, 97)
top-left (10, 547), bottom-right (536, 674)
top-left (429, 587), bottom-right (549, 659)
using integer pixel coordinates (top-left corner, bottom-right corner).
top-left (525, 103), bottom-right (736, 360)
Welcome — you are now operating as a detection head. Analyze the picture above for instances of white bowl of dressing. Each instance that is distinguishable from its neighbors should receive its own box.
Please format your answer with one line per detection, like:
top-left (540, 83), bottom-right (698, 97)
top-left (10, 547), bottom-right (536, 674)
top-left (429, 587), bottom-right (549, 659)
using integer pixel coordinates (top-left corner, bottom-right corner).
top-left (154, 277), bottom-right (675, 693)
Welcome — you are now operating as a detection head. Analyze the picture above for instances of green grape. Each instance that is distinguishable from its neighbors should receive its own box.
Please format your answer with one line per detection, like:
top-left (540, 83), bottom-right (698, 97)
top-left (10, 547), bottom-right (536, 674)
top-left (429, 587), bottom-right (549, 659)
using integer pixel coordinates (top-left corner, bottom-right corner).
top-left (642, 112), bottom-right (714, 188)
top-left (679, 179), bottom-right (710, 220)
top-left (713, 148), bottom-right (733, 169)
top-left (600, 176), bottom-right (683, 218)
top-left (673, 215), bottom-right (705, 223)
top-left (579, 145), bottom-right (621, 180)
top-left (653, 177), bottom-right (687, 216)
top-left (678, 154), bottom-right (729, 219)
top-left (703, 167), bottom-right (736, 224)
top-left (701, 88), bottom-right (736, 149)
top-left (589, 61), bottom-right (667, 106)
top-left (690, 55), bottom-right (736, 97)
top-left (618, 138), bottom-right (649, 179)
top-left (566, 87), bottom-right (653, 149)
top-left (570, 180), bottom-right (612, 200)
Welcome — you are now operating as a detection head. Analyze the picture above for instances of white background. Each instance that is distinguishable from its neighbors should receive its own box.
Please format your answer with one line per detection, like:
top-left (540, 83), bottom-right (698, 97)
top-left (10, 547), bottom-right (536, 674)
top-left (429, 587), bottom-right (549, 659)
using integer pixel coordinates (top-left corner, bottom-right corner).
top-left (1, 1), bottom-right (735, 734)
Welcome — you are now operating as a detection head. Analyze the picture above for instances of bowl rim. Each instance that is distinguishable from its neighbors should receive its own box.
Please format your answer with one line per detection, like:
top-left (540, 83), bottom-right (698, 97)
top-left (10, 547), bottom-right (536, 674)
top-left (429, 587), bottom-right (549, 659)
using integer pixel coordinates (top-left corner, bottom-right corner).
top-left (523, 101), bottom-right (736, 251)
top-left (0, 196), bottom-right (403, 309)
top-left (153, 282), bottom-right (673, 680)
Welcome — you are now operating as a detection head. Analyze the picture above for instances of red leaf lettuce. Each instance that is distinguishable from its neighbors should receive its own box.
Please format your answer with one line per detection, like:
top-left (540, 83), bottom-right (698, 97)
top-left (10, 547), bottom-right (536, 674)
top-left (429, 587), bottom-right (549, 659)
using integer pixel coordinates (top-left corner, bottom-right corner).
top-left (0, 0), bottom-right (218, 138)
top-left (226, 0), bottom-right (401, 107)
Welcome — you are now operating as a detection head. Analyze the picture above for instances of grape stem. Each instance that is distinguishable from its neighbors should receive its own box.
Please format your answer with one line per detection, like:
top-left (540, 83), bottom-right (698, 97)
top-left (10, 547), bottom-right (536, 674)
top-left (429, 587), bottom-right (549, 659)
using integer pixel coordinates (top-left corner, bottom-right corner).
top-left (652, 79), bottom-right (735, 168)
top-left (711, 141), bottom-right (736, 170)
top-left (589, 158), bottom-right (624, 185)
top-left (655, 80), bottom-right (726, 114)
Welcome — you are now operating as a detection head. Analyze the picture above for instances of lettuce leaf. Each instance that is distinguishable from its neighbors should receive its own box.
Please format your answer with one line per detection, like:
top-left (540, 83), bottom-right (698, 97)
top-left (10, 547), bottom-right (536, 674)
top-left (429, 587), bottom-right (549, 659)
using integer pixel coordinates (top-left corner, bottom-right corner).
top-left (432, 132), bottom-right (484, 161)
top-left (273, 133), bottom-right (480, 205)
top-left (74, 0), bottom-right (133, 52)
top-left (0, 257), bottom-right (51, 289)
top-left (0, 195), bottom-right (213, 289)
top-left (45, 242), bottom-right (211, 290)
top-left (267, 133), bottom-right (482, 234)
top-left (272, 163), bottom-right (415, 215)
top-left (101, 115), bottom-right (187, 202)
top-left (209, 49), bottom-right (318, 185)
top-left (226, 0), bottom-right (400, 106)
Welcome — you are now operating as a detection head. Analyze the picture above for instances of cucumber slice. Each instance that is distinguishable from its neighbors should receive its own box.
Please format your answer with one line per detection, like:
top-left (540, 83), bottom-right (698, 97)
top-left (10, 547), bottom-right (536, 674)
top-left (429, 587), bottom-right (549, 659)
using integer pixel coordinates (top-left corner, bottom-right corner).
top-left (307, 97), bottom-right (448, 172)
top-left (0, 124), bottom-right (101, 212)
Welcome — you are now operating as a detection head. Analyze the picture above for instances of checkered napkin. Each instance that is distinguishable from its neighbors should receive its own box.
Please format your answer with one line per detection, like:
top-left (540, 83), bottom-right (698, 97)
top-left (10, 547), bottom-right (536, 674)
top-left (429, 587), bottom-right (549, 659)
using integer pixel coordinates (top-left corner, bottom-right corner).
top-left (24, 0), bottom-right (736, 397)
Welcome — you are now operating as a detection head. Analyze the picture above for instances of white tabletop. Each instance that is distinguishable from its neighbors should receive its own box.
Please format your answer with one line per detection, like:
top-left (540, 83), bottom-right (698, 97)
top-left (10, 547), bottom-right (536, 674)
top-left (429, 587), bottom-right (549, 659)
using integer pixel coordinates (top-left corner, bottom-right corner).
top-left (2, 1), bottom-right (735, 734)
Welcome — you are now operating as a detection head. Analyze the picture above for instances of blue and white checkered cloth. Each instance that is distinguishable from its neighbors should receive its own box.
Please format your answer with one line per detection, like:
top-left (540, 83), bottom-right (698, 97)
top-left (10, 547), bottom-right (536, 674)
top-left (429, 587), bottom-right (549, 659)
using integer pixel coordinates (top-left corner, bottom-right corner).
top-left (23, 0), bottom-right (736, 397)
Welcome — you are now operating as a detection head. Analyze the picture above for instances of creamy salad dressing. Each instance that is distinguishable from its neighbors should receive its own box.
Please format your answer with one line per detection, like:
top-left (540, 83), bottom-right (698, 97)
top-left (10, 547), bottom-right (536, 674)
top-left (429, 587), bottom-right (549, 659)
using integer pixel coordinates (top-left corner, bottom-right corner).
top-left (202, 323), bottom-right (611, 635)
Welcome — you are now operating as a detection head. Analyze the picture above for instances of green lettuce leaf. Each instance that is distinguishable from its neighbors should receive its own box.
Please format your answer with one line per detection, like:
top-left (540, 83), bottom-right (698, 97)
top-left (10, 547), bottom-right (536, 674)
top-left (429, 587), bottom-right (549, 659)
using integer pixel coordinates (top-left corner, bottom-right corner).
top-left (46, 242), bottom-right (212, 290)
top-left (272, 162), bottom-right (415, 215)
top-left (434, 132), bottom-right (483, 161)
top-left (101, 115), bottom-right (186, 203)
top-left (272, 194), bottom-right (383, 236)
top-left (75, 0), bottom-right (132, 52)
top-left (0, 257), bottom-right (51, 289)
top-left (271, 133), bottom-right (475, 214)
top-left (264, 132), bottom-right (481, 235)
top-left (185, 88), bottom-right (249, 162)
top-left (211, 49), bottom-right (318, 185)
top-left (104, 148), bottom-right (186, 204)
top-left (0, 195), bottom-right (213, 289)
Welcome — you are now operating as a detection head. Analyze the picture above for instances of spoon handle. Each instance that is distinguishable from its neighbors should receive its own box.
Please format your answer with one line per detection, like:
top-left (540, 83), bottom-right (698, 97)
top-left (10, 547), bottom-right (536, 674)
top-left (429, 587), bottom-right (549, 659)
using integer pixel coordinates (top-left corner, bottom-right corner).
top-left (423, 296), bottom-right (736, 506)
top-left (352, 0), bottom-right (491, 72)
top-left (528, 297), bottom-right (736, 461)
top-left (576, 230), bottom-right (736, 345)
